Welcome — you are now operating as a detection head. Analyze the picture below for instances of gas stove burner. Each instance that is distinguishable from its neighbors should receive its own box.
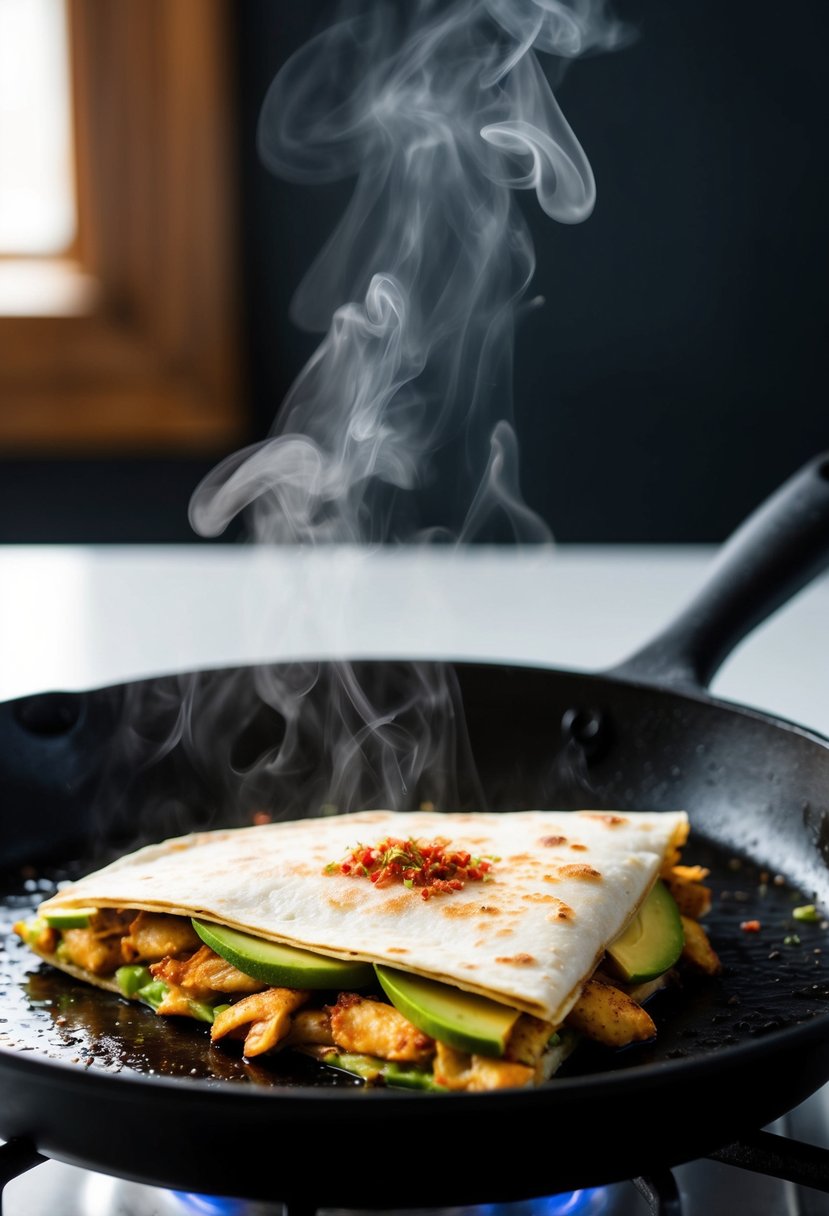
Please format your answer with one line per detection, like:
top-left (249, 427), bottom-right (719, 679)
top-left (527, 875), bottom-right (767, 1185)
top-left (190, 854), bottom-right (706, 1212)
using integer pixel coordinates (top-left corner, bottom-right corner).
top-left (4, 1096), bottom-right (829, 1216)
top-left (2, 1160), bottom-right (275, 1216)
top-left (5, 1138), bottom-right (829, 1216)
top-left (3, 1163), bottom-right (616, 1216)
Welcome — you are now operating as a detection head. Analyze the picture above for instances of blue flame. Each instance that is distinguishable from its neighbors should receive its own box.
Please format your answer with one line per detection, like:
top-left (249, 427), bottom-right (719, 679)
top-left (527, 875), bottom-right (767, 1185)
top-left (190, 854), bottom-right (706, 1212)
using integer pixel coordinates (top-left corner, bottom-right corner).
top-left (171, 1195), bottom-right (247, 1215)
top-left (474, 1190), bottom-right (609, 1216)
top-left (170, 1187), bottom-right (609, 1216)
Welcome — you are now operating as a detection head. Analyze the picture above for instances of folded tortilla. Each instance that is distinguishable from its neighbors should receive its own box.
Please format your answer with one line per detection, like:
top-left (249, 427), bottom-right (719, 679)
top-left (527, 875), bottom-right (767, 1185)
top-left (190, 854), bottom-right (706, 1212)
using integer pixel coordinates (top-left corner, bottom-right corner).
top-left (38, 808), bottom-right (688, 1025)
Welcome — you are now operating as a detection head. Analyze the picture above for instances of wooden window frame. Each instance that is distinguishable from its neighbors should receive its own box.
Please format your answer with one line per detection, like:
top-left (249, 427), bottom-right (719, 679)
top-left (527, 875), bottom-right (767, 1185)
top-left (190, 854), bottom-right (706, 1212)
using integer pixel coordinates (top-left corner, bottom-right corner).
top-left (0, 0), bottom-right (244, 454)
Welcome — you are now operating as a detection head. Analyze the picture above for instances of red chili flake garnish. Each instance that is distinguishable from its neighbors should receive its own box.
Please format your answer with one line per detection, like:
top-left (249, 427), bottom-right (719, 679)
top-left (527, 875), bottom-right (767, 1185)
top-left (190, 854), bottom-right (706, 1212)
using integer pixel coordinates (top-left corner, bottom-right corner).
top-left (740, 919), bottom-right (762, 932)
top-left (324, 836), bottom-right (495, 899)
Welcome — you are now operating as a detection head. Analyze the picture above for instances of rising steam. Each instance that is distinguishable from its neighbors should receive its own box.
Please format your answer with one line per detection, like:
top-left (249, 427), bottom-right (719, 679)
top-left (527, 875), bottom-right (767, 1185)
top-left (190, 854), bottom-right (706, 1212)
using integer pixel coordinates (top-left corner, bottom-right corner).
top-left (190, 0), bottom-right (627, 545)
top-left (135, 0), bottom-right (629, 831)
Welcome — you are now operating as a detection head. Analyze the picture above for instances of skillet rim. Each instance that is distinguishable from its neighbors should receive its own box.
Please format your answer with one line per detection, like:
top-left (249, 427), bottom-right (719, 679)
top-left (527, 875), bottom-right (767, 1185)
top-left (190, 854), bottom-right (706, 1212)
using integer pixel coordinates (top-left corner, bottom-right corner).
top-left (3, 654), bottom-right (829, 1109)
top-left (0, 1002), bottom-right (827, 1104)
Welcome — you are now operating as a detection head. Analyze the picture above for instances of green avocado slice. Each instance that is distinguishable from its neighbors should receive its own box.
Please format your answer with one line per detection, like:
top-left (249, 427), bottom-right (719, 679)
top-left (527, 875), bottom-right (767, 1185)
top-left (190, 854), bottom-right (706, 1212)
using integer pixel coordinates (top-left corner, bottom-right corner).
top-left (43, 907), bottom-right (97, 929)
top-left (192, 919), bottom-right (374, 990)
top-left (308, 1049), bottom-right (448, 1091)
top-left (375, 964), bottom-right (521, 1057)
top-left (605, 879), bottom-right (684, 983)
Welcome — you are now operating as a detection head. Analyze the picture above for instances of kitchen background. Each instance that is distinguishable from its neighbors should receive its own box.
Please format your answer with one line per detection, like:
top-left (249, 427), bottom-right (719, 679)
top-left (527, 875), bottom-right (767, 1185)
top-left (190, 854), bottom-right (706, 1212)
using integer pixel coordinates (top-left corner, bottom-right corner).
top-left (2, 7), bottom-right (829, 1210)
top-left (0, 0), bottom-right (826, 544)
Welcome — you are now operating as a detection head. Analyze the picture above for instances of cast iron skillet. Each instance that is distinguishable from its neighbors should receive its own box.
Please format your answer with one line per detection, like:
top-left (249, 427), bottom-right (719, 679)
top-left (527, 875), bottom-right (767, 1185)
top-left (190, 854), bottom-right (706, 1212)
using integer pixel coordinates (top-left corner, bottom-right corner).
top-left (1, 455), bottom-right (829, 1207)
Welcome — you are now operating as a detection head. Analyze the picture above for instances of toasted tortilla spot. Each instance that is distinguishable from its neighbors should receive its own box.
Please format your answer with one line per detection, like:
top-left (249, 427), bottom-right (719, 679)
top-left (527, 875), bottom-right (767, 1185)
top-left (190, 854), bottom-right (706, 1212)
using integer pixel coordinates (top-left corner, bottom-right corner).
top-left (372, 894), bottom-right (411, 917)
top-left (582, 813), bottom-right (628, 826)
top-left (569, 843), bottom-right (588, 852)
top-left (539, 835), bottom-right (567, 847)
top-left (286, 863), bottom-right (315, 877)
top-left (495, 953), bottom-right (536, 966)
top-left (442, 902), bottom-right (490, 919)
top-left (522, 892), bottom-right (558, 904)
top-left (557, 864), bottom-right (602, 880)
top-left (495, 927), bottom-right (514, 937)
top-left (326, 888), bottom-right (362, 911)
top-left (387, 947), bottom-right (408, 954)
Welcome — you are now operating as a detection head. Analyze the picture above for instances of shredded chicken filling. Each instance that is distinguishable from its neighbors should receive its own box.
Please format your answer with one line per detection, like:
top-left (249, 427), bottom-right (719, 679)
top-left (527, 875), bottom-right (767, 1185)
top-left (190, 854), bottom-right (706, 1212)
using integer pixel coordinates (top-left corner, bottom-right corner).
top-left (17, 863), bottom-right (719, 1090)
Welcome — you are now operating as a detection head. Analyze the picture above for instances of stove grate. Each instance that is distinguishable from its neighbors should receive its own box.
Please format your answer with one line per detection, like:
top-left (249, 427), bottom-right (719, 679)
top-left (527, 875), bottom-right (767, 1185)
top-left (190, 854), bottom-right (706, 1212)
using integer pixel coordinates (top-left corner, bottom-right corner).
top-left (3, 1133), bottom-right (829, 1216)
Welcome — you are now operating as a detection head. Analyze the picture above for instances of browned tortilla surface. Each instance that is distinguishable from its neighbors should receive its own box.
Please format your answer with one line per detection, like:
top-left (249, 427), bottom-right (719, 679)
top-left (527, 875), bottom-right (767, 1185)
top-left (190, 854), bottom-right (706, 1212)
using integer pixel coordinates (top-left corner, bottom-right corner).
top-left (40, 809), bottom-right (688, 1024)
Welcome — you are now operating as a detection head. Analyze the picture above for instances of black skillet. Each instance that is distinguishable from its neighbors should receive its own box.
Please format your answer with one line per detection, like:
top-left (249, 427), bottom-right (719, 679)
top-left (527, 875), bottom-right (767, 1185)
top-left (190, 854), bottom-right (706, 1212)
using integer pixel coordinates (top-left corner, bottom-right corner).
top-left (1, 454), bottom-right (829, 1208)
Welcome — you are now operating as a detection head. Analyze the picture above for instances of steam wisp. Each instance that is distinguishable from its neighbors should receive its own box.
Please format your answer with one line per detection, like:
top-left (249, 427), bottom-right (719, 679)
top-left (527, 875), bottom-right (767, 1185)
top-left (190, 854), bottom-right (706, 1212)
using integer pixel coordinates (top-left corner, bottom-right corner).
top-left (190, 0), bottom-right (626, 545)
top-left (167, 0), bottom-right (626, 827)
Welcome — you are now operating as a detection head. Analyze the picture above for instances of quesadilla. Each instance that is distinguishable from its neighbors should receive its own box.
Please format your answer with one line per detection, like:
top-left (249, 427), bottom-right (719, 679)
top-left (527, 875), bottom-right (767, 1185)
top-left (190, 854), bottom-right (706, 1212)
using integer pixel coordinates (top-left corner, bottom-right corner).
top-left (15, 809), bottom-right (719, 1091)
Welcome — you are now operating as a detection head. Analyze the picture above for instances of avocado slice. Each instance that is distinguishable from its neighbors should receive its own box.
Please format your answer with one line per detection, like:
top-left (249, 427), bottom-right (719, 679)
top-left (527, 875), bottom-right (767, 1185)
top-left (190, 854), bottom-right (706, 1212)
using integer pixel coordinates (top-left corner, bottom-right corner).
top-left (606, 879), bottom-right (684, 983)
top-left (308, 1049), bottom-right (447, 1091)
top-left (192, 919), bottom-right (374, 989)
top-left (43, 907), bottom-right (97, 929)
top-left (116, 964), bottom-right (153, 998)
top-left (375, 964), bottom-right (521, 1057)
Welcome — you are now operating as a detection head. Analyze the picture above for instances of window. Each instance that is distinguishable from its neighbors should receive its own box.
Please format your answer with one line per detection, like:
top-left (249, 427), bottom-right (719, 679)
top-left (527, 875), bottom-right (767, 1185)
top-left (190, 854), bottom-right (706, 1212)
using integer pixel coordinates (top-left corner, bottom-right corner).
top-left (0, 0), bottom-right (244, 455)
top-left (0, 0), bottom-right (76, 255)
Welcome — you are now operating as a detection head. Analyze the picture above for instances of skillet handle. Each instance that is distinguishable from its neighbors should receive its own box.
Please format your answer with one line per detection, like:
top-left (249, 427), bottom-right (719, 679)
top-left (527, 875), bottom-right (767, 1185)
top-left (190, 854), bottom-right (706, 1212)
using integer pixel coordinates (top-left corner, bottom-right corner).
top-left (612, 453), bottom-right (829, 690)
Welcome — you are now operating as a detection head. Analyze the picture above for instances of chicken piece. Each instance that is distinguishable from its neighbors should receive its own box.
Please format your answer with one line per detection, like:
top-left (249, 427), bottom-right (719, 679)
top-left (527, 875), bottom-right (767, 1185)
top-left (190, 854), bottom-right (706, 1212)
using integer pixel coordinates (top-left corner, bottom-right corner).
top-left (680, 916), bottom-right (722, 975)
top-left (433, 1042), bottom-right (534, 1091)
top-left (150, 945), bottom-right (265, 1000)
top-left (14, 920), bottom-right (58, 955)
top-left (51, 907), bottom-right (139, 976)
top-left (672, 864), bottom-right (710, 883)
top-left (211, 988), bottom-right (310, 1057)
top-left (60, 927), bottom-right (125, 975)
top-left (121, 912), bottom-right (200, 963)
top-left (76, 908), bottom-right (132, 937)
top-left (52, 907), bottom-right (136, 976)
top-left (155, 984), bottom-right (199, 1018)
top-left (283, 1008), bottom-right (335, 1048)
top-left (327, 993), bottom-right (435, 1064)
top-left (565, 978), bottom-right (656, 1047)
top-left (665, 867), bottom-right (712, 920)
top-left (505, 1014), bottom-right (557, 1067)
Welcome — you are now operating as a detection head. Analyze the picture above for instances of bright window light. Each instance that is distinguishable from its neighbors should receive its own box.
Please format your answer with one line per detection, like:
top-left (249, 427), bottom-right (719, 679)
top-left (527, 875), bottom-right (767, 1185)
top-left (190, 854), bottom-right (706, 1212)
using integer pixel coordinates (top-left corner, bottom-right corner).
top-left (0, 0), bottom-right (76, 255)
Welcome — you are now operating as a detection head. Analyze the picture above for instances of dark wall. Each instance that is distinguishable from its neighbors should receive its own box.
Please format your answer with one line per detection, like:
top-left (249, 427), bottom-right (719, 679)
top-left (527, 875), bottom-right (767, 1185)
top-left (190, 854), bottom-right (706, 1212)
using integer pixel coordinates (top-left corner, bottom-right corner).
top-left (237, 0), bottom-right (828, 542)
top-left (0, 459), bottom-right (232, 545)
top-left (1, 1), bottom-right (825, 543)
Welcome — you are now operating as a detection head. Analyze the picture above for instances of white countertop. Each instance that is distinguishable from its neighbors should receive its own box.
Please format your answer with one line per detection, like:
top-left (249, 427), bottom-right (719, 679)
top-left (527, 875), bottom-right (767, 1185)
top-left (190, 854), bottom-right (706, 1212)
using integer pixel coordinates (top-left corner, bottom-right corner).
top-left (1, 544), bottom-right (827, 737)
